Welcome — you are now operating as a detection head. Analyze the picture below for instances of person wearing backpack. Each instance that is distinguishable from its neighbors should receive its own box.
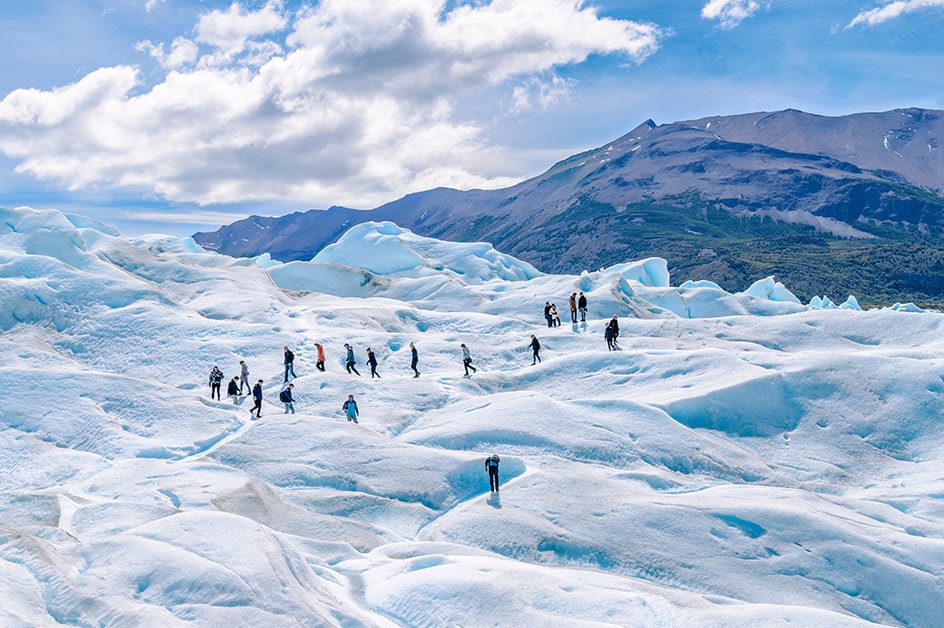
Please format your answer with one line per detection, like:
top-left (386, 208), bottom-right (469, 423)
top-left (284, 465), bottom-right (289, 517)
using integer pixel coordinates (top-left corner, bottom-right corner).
top-left (342, 395), bottom-right (359, 423)
top-left (485, 454), bottom-right (501, 492)
top-left (250, 379), bottom-right (264, 418)
top-left (344, 343), bottom-right (361, 376)
top-left (604, 320), bottom-right (615, 351)
top-left (283, 346), bottom-right (297, 382)
top-left (208, 366), bottom-right (224, 400)
top-left (227, 376), bottom-right (240, 404)
top-left (529, 334), bottom-right (541, 365)
top-left (279, 383), bottom-right (295, 414)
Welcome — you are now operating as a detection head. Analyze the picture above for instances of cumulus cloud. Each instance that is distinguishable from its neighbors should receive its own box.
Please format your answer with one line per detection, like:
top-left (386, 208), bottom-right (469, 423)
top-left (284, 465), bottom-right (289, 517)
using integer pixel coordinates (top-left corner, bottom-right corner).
top-left (701, 0), bottom-right (762, 29)
top-left (0, 0), bottom-right (664, 208)
top-left (847, 0), bottom-right (944, 27)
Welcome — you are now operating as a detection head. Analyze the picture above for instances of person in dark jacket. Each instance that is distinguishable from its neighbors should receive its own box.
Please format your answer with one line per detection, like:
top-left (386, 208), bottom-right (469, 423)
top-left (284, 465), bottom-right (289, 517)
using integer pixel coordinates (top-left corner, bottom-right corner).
top-left (609, 316), bottom-right (620, 344)
top-left (604, 321), bottom-right (616, 351)
top-left (209, 366), bottom-right (224, 400)
top-left (280, 383), bottom-right (295, 414)
top-left (283, 346), bottom-right (297, 382)
top-left (529, 334), bottom-right (541, 365)
top-left (409, 342), bottom-right (420, 378)
top-left (227, 376), bottom-right (240, 404)
top-left (342, 394), bottom-right (359, 423)
top-left (544, 301), bottom-right (552, 327)
top-left (578, 292), bottom-right (588, 322)
top-left (250, 379), bottom-right (264, 418)
top-left (344, 343), bottom-right (361, 376)
top-left (485, 454), bottom-right (500, 492)
top-left (367, 347), bottom-right (380, 378)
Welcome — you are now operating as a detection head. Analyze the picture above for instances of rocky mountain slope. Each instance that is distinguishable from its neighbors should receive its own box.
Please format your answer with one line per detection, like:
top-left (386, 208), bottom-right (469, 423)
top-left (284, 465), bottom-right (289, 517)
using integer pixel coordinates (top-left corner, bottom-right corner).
top-left (193, 108), bottom-right (944, 305)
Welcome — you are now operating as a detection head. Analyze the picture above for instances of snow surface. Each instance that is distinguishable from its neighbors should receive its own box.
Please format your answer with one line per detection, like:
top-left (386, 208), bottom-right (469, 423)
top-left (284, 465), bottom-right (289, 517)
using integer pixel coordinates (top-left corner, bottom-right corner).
top-left (2, 207), bottom-right (944, 627)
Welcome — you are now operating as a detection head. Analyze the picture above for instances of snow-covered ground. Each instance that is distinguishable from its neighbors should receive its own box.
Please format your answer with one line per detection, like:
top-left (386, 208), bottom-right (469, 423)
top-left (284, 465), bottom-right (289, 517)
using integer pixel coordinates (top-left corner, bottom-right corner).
top-left (2, 206), bottom-right (943, 627)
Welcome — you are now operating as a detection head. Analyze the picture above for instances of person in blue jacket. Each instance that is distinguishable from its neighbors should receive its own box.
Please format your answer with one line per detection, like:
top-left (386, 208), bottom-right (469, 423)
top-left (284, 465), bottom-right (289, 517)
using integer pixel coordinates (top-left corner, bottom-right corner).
top-left (344, 343), bottom-right (361, 376)
top-left (250, 379), bottom-right (264, 418)
top-left (342, 394), bottom-right (359, 423)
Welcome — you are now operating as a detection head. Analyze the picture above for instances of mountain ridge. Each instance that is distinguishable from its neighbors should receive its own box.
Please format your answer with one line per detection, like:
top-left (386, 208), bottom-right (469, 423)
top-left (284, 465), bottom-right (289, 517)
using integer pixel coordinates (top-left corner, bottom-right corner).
top-left (193, 107), bottom-right (944, 305)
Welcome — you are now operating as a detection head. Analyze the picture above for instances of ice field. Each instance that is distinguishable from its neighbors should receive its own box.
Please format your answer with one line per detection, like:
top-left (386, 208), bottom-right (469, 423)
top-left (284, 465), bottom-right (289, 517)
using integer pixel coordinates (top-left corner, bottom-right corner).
top-left (2, 206), bottom-right (943, 626)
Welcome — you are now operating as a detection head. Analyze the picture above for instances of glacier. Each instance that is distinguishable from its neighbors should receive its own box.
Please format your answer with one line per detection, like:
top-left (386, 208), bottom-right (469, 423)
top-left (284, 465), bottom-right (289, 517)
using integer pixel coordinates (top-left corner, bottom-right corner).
top-left (2, 206), bottom-right (943, 626)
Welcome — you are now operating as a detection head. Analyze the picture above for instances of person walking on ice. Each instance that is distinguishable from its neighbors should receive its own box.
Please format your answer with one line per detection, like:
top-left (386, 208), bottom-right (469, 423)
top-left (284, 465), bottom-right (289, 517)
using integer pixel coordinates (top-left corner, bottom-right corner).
top-left (250, 379), bottom-right (264, 418)
top-left (461, 343), bottom-right (477, 376)
top-left (283, 346), bottom-right (297, 382)
top-left (208, 366), bottom-right (224, 400)
top-left (227, 376), bottom-right (240, 404)
top-left (344, 343), bottom-right (361, 376)
top-left (239, 360), bottom-right (250, 394)
top-left (367, 347), bottom-right (381, 378)
top-left (529, 334), bottom-right (541, 365)
top-left (315, 343), bottom-right (326, 372)
top-left (409, 342), bottom-right (420, 378)
top-left (342, 394), bottom-right (359, 423)
top-left (279, 383), bottom-right (295, 414)
top-left (486, 454), bottom-right (500, 492)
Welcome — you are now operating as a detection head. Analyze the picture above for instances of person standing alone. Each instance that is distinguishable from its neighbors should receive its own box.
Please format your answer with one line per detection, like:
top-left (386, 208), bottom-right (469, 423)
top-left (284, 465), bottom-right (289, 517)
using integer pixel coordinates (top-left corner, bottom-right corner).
top-left (461, 343), bottom-right (477, 376)
top-left (409, 342), bottom-right (420, 378)
top-left (485, 454), bottom-right (500, 492)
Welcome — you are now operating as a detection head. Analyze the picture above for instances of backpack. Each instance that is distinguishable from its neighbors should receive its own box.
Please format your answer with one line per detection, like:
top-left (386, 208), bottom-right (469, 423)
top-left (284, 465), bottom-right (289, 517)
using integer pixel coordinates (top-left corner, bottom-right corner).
top-left (279, 390), bottom-right (289, 402)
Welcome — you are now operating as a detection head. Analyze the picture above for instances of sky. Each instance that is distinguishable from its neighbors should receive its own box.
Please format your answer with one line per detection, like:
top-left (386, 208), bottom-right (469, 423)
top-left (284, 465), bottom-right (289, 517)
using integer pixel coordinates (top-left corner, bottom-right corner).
top-left (1, 0), bottom-right (944, 236)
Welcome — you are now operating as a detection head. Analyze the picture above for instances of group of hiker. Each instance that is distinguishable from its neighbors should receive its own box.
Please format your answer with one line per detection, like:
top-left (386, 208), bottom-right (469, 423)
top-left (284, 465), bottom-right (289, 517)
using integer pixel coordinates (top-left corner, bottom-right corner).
top-left (204, 292), bottom-right (615, 490)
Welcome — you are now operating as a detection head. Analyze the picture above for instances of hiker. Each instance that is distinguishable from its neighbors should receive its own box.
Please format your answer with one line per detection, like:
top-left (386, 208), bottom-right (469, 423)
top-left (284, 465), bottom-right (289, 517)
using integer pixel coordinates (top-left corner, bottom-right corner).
top-left (609, 316), bottom-right (620, 344)
top-left (604, 320), bottom-right (616, 351)
top-left (550, 303), bottom-right (561, 327)
top-left (569, 292), bottom-right (578, 323)
top-left (344, 343), bottom-right (361, 376)
top-left (280, 383), bottom-right (295, 414)
top-left (544, 301), bottom-right (552, 328)
top-left (227, 376), bottom-right (240, 404)
top-left (529, 334), bottom-right (541, 365)
top-left (485, 454), bottom-right (500, 492)
top-left (208, 366), bottom-right (224, 400)
top-left (342, 394), bottom-right (359, 423)
top-left (250, 379), bottom-right (264, 418)
top-left (578, 292), bottom-right (588, 322)
top-left (315, 343), bottom-right (326, 372)
top-left (461, 343), bottom-right (477, 376)
top-left (410, 342), bottom-right (420, 378)
top-left (283, 346), bottom-right (297, 382)
top-left (239, 360), bottom-right (250, 394)
top-left (367, 347), bottom-right (381, 378)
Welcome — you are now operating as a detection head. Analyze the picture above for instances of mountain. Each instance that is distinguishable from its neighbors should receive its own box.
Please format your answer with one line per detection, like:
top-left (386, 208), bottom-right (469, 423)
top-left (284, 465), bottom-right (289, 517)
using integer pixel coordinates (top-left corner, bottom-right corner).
top-left (5, 206), bottom-right (944, 625)
top-left (193, 108), bottom-right (944, 306)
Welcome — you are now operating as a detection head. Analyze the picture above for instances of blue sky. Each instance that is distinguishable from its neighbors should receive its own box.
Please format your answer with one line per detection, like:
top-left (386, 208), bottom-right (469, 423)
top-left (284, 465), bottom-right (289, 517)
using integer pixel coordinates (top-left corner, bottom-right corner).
top-left (2, 0), bottom-right (943, 236)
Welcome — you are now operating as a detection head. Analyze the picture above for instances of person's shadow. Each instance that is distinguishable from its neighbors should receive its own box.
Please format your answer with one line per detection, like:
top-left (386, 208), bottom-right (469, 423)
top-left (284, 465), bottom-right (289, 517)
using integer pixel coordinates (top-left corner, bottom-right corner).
top-left (487, 491), bottom-right (502, 509)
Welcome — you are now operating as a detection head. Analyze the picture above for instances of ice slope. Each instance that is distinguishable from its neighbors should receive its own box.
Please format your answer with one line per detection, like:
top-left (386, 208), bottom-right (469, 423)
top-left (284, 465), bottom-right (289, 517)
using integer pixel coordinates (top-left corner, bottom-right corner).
top-left (2, 207), bottom-right (944, 626)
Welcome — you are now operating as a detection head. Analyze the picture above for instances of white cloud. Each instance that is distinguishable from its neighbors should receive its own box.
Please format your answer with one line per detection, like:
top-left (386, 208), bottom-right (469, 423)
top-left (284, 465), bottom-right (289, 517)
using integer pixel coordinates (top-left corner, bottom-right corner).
top-left (0, 0), bottom-right (664, 208)
top-left (701, 0), bottom-right (762, 29)
top-left (847, 0), bottom-right (944, 27)
top-left (145, 0), bottom-right (165, 13)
